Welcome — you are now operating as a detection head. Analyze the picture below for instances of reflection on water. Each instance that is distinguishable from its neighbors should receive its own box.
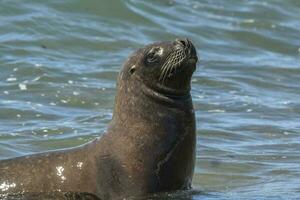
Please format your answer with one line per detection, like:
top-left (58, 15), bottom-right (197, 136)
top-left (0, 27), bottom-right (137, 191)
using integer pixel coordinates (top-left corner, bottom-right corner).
top-left (0, 0), bottom-right (300, 199)
top-left (1, 192), bottom-right (100, 200)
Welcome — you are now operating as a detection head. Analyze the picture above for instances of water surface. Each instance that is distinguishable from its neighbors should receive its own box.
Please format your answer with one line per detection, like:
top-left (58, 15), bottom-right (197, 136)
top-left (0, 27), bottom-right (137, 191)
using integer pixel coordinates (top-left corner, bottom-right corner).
top-left (0, 0), bottom-right (300, 199)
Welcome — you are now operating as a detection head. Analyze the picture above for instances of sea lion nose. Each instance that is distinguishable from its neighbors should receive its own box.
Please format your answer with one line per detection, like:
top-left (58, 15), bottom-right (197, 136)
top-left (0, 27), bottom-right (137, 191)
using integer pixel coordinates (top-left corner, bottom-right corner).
top-left (174, 38), bottom-right (190, 48)
top-left (174, 38), bottom-right (197, 58)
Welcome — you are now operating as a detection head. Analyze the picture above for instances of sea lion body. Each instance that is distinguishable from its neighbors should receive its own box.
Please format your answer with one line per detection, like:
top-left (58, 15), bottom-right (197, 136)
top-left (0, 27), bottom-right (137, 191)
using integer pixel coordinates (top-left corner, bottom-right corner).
top-left (0, 39), bottom-right (198, 199)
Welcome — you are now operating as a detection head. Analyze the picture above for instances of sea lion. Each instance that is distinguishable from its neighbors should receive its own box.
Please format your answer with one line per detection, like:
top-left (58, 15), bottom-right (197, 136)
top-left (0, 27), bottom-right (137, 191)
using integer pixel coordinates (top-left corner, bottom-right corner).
top-left (0, 38), bottom-right (198, 200)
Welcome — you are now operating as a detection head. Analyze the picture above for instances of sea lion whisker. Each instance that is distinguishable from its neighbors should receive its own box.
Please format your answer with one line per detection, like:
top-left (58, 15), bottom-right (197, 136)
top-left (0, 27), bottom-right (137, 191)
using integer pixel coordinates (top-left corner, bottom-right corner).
top-left (161, 66), bottom-right (171, 83)
top-left (161, 59), bottom-right (174, 83)
top-left (166, 62), bottom-right (175, 79)
top-left (159, 52), bottom-right (174, 81)
top-left (161, 50), bottom-right (187, 83)
top-left (160, 62), bottom-right (170, 81)
top-left (160, 58), bottom-right (174, 82)
top-left (159, 65), bottom-right (169, 82)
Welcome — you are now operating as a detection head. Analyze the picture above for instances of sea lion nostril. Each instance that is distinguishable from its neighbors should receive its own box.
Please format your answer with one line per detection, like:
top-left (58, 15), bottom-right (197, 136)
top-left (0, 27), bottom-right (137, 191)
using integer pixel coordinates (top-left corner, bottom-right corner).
top-left (175, 38), bottom-right (188, 47)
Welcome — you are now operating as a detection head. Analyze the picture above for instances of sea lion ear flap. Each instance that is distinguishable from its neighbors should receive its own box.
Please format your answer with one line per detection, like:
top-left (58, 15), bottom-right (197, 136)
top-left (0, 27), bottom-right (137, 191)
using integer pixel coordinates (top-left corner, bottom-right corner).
top-left (129, 65), bottom-right (136, 75)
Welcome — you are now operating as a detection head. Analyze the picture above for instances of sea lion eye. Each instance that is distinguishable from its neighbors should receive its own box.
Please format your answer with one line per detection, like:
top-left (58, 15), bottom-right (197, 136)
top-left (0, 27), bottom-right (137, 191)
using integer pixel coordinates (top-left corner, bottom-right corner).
top-left (146, 47), bottom-right (162, 63)
top-left (129, 65), bottom-right (136, 74)
top-left (146, 52), bottom-right (157, 63)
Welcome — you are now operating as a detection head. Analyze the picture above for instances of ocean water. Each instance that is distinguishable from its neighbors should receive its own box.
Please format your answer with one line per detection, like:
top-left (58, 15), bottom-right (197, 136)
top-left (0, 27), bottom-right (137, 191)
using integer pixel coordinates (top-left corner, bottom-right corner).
top-left (0, 0), bottom-right (300, 199)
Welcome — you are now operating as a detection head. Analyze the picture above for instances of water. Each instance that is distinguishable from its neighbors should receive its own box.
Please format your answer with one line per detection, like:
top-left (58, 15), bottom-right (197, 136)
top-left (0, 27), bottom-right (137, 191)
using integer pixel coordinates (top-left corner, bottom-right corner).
top-left (0, 0), bottom-right (300, 199)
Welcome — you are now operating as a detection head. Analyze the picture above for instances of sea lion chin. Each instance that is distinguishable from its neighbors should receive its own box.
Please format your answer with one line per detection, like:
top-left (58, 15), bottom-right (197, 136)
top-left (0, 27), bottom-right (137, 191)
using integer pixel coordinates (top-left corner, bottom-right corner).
top-left (0, 38), bottom-right (198, 200)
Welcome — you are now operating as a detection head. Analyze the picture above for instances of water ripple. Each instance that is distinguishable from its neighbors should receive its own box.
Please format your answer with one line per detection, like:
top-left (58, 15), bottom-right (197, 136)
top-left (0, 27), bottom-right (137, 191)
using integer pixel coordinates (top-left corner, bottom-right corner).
top-left (0, 0), bottom-right (300, 199)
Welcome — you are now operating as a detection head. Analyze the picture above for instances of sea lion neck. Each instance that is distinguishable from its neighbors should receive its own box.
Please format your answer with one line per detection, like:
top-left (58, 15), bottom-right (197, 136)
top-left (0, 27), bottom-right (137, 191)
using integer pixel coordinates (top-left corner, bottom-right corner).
top-left (113, 75), bottom-right (193, 119)
top-left (139, 78), bottom-right (192, 107)
top-left (107, 76), bottom-right (194, 147)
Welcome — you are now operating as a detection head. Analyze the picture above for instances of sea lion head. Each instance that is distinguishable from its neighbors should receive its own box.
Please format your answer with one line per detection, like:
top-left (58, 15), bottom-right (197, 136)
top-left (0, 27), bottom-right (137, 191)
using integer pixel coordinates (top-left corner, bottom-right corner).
top-left (120, 38), bottom-right (198, 97)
